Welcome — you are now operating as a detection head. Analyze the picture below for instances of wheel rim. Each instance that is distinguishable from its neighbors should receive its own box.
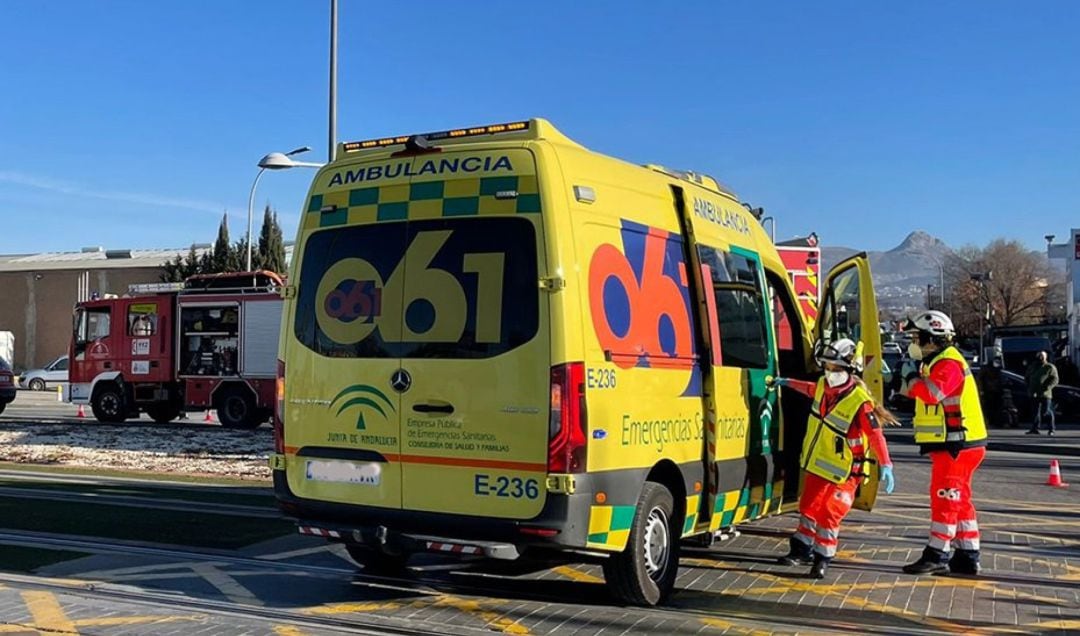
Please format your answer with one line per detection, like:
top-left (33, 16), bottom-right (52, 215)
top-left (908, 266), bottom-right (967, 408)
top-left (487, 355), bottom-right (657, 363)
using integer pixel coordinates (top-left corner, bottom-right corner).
top-left (30, 380), bottom-right (44, 391)
top-left (101, 393), bottom-right (121, 417)
top-left (225, 397), bottom-right (247, 422)
top-left (643, 506), bottom-right (670, 580)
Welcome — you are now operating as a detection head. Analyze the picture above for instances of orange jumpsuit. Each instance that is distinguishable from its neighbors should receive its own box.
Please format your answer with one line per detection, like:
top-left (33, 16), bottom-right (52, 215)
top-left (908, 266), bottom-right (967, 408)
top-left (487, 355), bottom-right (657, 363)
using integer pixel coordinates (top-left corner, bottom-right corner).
top-left (908, 358), bottom-right (986, 554)
top-left (787, 377), bottom-right (892, 559)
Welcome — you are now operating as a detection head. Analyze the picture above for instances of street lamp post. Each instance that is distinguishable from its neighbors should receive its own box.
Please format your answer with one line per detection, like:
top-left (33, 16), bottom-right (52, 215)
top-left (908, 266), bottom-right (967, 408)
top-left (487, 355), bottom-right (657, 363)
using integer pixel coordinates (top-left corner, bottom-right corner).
top-left (971, 271), bottom-right (993, 361)
top-left (246, 146), bottom-right (322, 272)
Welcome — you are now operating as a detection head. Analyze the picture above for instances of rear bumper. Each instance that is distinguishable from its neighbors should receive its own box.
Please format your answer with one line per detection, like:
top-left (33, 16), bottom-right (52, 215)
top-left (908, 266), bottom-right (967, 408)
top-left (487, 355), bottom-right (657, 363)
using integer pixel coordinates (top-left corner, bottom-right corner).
top-left (0, 386), bottom-right (14, 403)
top-left (273, 469), bottom-right (593, 552)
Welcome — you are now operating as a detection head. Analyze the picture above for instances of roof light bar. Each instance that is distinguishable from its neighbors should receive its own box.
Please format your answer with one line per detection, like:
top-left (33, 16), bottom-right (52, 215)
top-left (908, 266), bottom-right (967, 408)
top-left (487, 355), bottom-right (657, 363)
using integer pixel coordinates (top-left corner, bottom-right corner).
top-left (343, 121), bottom-right (530, 153)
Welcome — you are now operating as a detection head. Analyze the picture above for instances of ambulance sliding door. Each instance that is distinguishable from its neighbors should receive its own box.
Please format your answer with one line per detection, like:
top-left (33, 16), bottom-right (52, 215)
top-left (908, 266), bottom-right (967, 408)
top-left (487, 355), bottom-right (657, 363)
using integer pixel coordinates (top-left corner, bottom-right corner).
top-left (674, 187), bottom-right (780, 531)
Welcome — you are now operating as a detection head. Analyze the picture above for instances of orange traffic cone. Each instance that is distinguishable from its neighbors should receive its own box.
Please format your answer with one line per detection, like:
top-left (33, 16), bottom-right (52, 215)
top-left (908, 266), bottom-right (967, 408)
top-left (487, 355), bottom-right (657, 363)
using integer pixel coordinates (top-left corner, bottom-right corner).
top-left (75, 404), bottom-right (85, 419)
top-left (1046, 459), bottom-right (1068, 488)
top-left (204, 409), bottom-right (215, 423)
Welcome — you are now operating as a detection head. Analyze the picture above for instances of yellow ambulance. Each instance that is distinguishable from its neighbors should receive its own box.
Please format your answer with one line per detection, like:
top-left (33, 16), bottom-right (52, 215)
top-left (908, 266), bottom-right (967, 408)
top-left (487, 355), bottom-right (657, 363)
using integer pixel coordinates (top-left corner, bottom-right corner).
top-left (271, 119), bottom-right (882, 606)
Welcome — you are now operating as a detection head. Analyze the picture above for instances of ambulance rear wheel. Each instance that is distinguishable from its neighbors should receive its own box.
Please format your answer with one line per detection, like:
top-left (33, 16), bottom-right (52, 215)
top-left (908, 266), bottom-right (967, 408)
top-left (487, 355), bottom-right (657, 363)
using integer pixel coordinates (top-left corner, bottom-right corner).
top-left (215, 387), bottom-right (258, 429)
top-left (91, 385), bottom-right (127, 423)
top-left (345, 545), bottom-right (410, 574)
top-left (602, 482), bottom-right (680, 606)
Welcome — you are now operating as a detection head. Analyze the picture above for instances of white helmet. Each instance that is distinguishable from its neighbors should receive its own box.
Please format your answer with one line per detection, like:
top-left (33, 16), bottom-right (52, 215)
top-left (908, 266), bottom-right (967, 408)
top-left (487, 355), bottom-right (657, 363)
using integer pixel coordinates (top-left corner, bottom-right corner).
top-left (814, 338), bottom-right (859, 370)
top-left (903, 310), bottom-right (955, 338)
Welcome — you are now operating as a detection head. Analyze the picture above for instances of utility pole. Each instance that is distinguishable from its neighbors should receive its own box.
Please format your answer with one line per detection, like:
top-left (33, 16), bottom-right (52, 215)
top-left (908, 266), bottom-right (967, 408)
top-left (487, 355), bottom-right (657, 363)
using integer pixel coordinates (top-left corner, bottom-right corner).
top-left (328, 0), bottom-right (338, 163)
top-left (926, 284), bottom-right (933, 310)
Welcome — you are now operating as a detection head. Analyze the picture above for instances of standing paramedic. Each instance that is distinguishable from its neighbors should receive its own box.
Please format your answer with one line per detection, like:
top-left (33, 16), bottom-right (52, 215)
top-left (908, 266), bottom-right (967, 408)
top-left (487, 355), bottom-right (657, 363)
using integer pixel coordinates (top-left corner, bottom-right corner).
top-left (900, 310), bottom-right (987, 576)
top-left (770, 338), bottom-right (896, 579)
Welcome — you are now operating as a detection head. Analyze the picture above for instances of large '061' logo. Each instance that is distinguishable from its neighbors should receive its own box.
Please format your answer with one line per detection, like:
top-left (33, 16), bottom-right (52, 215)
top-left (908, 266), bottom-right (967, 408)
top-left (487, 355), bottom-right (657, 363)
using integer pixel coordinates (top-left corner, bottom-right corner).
top-left (588, 221), bottom-right (695, 370)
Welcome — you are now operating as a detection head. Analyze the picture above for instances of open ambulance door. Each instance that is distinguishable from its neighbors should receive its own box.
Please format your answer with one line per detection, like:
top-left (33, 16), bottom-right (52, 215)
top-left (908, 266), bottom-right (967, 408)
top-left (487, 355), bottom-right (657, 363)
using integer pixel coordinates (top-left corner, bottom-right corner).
top-left (815, 253), bottom-right (883, 511)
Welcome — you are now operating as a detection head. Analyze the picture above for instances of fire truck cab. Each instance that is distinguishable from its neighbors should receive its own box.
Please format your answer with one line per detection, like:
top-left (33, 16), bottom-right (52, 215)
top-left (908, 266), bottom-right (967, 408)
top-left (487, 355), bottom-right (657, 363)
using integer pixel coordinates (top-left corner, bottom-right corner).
top-left (68, 271), bottom-right (283, 429)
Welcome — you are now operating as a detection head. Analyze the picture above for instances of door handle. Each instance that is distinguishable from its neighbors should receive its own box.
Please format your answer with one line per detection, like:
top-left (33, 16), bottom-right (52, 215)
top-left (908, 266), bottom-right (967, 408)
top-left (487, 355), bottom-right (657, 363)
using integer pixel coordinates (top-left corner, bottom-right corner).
top-left (412, 403), bottom-right (455, 415)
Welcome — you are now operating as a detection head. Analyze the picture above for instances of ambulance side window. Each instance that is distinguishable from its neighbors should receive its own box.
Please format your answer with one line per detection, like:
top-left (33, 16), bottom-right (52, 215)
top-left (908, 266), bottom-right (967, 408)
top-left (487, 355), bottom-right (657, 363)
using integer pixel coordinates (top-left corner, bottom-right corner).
top-left (698, 246), bottom-right (769, 369)
top-left (819, 266), bottom-right (861, 344)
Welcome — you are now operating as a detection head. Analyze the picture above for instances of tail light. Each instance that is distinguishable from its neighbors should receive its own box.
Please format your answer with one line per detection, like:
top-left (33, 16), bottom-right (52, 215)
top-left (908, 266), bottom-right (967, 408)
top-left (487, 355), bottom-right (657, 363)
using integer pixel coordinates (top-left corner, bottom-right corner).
top-left (548, 362), bottom-right (587, 473)
top-left (274, 359), bottom-right (285, 454)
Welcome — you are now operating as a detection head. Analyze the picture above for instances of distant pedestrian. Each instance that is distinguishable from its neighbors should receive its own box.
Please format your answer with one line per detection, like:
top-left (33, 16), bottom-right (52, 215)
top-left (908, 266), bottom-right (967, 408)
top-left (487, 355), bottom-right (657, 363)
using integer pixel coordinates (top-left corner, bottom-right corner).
top-left (1025, 352), bottom-right (1059, 436)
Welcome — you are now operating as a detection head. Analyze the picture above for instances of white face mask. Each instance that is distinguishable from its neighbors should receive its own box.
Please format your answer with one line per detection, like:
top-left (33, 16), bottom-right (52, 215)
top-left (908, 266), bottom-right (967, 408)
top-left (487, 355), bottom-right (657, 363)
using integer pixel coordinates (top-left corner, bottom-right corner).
top-left (825, 371), bottom-right (849, 388)
top-left (908, 342), bottom-right (923, 360)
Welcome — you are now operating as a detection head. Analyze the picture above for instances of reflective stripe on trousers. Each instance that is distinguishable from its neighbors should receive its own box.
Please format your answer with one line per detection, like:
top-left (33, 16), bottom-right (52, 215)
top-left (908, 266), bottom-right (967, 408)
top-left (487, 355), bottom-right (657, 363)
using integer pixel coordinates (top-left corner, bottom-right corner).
top-left (955, 519), bottom-right (980, 550)
top-left (794, 515), bottom-right (816, 546)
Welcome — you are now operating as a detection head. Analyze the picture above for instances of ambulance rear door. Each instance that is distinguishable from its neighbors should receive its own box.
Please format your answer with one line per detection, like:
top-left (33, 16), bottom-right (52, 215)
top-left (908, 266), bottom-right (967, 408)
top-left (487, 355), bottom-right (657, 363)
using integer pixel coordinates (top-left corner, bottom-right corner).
top-left (395, 148), bottom-right (550, 520)
top-left (816, 253), bottom-right (883, 510)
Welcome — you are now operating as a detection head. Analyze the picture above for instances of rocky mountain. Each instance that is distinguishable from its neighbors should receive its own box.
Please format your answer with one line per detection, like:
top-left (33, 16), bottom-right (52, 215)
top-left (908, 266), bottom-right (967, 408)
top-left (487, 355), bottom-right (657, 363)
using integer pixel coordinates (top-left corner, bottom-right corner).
top-left (821, 230), bottom-right (952, 287)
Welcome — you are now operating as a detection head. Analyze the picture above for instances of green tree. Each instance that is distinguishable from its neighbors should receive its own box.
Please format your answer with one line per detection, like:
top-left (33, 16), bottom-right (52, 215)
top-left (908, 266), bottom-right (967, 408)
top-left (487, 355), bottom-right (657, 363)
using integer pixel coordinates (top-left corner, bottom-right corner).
top-left (255, 205), bottom-right (286, 274)
top-left (210, 213), bottom-right (237, 273)
top-left (160, 245), bottom-right (205, 282)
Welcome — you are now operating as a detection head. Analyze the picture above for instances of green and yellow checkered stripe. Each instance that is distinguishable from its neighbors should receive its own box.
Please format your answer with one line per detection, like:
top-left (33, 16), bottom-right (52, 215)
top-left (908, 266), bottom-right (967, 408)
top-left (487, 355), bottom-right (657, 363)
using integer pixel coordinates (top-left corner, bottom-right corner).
top-left (586, 505), bottom-right (635, 551)
top-left (682, 494), bottom-right (702, 536)
top-left (708, 481), bottom-right (786, 531)
top-left (306, 175), bottom-right (541, 229)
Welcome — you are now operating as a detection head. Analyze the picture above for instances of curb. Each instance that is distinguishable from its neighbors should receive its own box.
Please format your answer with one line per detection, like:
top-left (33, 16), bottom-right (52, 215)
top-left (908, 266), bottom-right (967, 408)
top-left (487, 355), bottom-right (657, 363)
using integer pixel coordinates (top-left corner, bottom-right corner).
top-left (885, 431), bottom-right (1079, 457)
top-left (986, 441), bottom-right (1080, 457)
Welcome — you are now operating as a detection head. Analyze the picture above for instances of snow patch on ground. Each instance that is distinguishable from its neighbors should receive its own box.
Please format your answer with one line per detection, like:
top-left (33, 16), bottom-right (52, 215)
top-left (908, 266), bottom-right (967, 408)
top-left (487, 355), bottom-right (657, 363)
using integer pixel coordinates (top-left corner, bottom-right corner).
top-left (0, 422), bottom-right (272, 480)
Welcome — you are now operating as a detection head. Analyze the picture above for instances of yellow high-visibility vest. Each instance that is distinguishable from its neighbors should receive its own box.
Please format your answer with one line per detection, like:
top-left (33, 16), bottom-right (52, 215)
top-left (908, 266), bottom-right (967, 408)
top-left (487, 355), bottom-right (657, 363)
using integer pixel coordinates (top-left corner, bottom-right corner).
top-left (801, 379), bottom-right (870, 484)
top-left (912, 347), bottom-right (987, 445)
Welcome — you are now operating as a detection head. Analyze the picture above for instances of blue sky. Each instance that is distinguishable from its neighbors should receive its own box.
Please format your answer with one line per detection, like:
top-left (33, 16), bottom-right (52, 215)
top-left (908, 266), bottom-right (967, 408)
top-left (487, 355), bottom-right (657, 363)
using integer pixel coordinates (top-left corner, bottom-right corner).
top-left (1, 1), bottom-right (1078, 255)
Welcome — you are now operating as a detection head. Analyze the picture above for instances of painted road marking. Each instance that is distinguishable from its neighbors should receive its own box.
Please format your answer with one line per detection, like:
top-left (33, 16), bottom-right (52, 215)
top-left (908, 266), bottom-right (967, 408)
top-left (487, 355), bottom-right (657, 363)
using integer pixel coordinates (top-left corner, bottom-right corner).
top-left (190, 563), bottom-right (264, 606)
top-left (22, 591), bottom-right (77, 633)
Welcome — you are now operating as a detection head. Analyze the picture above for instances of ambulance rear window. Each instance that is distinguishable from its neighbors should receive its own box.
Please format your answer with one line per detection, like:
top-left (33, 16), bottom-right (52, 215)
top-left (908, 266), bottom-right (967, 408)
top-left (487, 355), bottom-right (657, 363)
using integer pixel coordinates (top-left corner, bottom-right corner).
top-left (294, 217), bottom-right (540, 359)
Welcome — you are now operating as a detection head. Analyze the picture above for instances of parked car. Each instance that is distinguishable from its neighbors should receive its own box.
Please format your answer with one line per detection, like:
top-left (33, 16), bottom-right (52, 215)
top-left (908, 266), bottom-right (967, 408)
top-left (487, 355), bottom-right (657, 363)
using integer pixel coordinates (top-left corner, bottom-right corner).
top-left (18, 355), bottom-right (69, 391)
top-left (0, 357), bottom-right (15, 414)
top-left (883, 342), bottom-right (903, 355)
top-left (992, 367), bottom-right (1080, 421)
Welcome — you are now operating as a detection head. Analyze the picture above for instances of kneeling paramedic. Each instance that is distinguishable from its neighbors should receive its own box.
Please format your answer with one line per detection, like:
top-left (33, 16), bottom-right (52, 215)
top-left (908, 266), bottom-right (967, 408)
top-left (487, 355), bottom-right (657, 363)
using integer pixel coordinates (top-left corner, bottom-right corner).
top-left (770, 338), bottom-right (895, 579)
top-left (900, 310), bottom-right (987, 576)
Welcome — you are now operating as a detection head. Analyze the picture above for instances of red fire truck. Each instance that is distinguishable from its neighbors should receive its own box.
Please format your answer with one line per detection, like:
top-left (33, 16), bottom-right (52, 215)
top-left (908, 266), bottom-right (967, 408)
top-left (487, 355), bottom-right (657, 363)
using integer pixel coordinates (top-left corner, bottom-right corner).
top-left (775, 234), bottom-right (822, 349)
top-left (67, 271), bottom-right (283, 429)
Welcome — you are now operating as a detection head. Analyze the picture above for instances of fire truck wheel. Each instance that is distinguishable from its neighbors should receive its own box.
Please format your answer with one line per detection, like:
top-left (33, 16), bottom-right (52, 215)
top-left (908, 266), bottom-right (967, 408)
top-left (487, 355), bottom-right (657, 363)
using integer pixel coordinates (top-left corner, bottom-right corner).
top-left (91, 385), bottom-right (127, 423)
top-left (216, 387), bottom-right (259, 429)
top-left (146, 403), bottom-right (182, 424)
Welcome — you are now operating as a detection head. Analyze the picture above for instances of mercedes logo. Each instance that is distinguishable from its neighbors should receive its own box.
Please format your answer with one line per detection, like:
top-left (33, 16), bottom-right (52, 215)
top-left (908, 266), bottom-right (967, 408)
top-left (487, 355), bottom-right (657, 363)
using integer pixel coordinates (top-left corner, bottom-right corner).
top-left (390, 369), bottom-right (412, 393)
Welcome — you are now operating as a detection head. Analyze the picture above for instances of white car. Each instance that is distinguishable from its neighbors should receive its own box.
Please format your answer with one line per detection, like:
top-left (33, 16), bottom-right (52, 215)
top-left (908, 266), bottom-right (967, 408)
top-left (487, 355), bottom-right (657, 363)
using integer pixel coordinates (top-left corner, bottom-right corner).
top-left (18, 355), bottom-right (69, 391)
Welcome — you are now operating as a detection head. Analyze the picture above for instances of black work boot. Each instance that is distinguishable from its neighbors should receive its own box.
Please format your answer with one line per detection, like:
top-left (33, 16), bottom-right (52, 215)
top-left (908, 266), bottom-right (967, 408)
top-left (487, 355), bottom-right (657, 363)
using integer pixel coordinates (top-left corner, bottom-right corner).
top-left (809, 554), bottom-right (830, 579)
top-left (903, 547), bottom-right (949, 575)
top-left (948, 549), bottom-right (981, 576)
top-left (777, 536), bottom-right (814, 566)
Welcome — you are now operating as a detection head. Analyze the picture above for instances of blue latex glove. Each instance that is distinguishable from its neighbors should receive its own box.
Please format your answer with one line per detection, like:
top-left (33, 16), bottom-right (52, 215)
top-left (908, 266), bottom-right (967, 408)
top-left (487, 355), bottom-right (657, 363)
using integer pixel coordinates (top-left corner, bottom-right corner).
top-left (881, 465), bottom-right (896, 495)
top-left (769, 377), bottom-right (791, 388)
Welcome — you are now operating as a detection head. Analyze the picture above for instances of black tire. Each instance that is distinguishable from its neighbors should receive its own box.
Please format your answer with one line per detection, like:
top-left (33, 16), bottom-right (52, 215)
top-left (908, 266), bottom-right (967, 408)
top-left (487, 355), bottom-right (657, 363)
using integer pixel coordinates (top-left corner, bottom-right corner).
top-left (345, 544), bottom-right (410, 574)
top-left (28, 378), bottom-right (45, 391)
top-left (91, 385), bottom-right (127, 423)
top-left (602, 482), bottom-right (681, 606)
top-left (145, 402), bottom-right (182, 424)
top-left (0, 402), bottom-right (6, 416)
top-left (215, 387), bottom-right (260, 429)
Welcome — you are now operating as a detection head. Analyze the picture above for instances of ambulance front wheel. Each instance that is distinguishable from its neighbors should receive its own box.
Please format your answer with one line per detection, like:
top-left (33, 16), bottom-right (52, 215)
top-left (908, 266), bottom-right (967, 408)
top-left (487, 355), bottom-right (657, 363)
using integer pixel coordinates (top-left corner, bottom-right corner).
top-left (345, 544), bottom-right (411, 574)
top-left (602, 481), bottom-right (681, 606)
